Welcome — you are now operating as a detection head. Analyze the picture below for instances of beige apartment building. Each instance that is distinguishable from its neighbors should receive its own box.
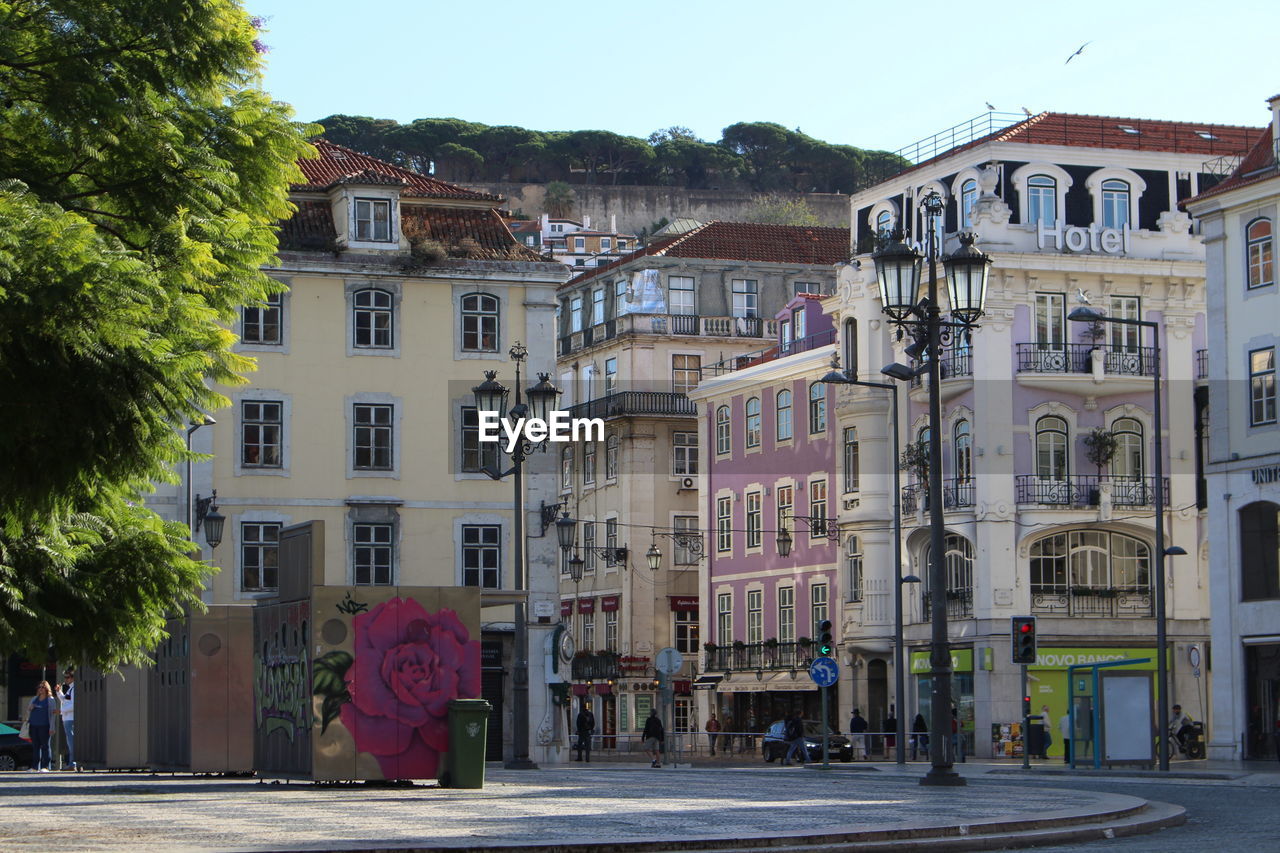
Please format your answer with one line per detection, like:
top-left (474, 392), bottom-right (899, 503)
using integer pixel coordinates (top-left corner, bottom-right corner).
top-left (552, 222), bottom-right (849, 745)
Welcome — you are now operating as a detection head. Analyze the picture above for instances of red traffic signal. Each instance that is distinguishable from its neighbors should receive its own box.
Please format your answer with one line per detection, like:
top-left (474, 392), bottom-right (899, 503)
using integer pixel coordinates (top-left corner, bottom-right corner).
top-left (1011, 616), bottom-right (1037, 664)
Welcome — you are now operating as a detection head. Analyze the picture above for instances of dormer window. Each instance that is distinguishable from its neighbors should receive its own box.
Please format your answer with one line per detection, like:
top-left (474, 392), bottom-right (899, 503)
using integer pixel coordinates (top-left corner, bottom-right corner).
top-left (355, 198), bottom-right (392, 242)
top-left (1117, 125), bottom-right (1140, 135)
top-left (1101, 179), bottom-right (1130, 229)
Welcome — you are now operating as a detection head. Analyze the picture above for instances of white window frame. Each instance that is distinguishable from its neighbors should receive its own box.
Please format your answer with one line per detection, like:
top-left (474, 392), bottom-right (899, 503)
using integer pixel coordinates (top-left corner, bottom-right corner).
top-left (1247, 218), bottom-right (1274, 290)
top-left (746, 589), bottom-right (763, 644)
top-left (745, 490), bottom-right (762, 549)
top-left (1250, 347), bottom-right (1277, 426)
top-left (673, 431), bottom-right (698, 476)
top-left (1085, 168), bottom-right (1146, 230)
top-left (669, 275), bottom-right (696, 316)
top-left (716, 496), bottom-right (733, 553)
top-left (1011, 163), bottom-right (1072, 230)
top-left (354, 522), bottom-right (395, 586)
top-left (730, 279), bottom-right (758, 318)
top-left (777, 585), bottom-right (795, 643)
top-left (776, 389), bottom-right (793, 442)
top-left (241, 520), bottom-right (281, 593)
top-left (715, 405), bottom-right (731, 455)
top-left (354, 197), bottom-right (393, 243)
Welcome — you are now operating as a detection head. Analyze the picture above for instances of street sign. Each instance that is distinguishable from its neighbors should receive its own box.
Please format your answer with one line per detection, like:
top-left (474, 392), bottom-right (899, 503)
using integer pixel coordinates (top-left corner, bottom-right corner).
top-left (655, 647), bottom-right (683, 675)
top-left (809, 656), bottom-right (839, 687)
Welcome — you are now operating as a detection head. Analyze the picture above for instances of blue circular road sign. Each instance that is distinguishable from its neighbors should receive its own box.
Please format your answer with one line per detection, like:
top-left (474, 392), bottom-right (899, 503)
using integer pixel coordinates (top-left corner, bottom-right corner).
top-left (809, 656), bottom-right (839, 687)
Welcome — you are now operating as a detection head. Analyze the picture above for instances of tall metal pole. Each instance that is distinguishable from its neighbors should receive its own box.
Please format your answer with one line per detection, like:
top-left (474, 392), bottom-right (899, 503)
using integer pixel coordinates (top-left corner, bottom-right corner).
top-left (1151, 322), bottom-right (1169, 772)
top-left (509, 357), bottom-right (536, 770)
top-left (890, 385), bottom-right (906, 765)
top-left (921, 203), bottom-right (962, 786)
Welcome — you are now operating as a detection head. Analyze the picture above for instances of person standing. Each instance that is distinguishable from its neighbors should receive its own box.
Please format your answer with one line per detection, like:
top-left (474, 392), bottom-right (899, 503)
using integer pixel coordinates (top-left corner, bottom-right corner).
top-left (575, 702), bottom-right (595, 763)
top-left (1059, 708), bottom-right (1072, 764)
top-left (705, 713), bottom-right (721, 756)
top-left (1038, 705), bottom-right (1053, 760)
top-left (782, 711), bottom-right (806, 766)
top-left (883, 709), bottom-right (898, 758)
top-left (848, 709), bottom-right (869, 760)
top-left (721, 712), bottom-right (735, 755)
top-left (26, 681), bottom-right (56, 772)
top-left (59, 669), bottom-right (76, 771)
top-left (642, 709), bottom-right (665, 768)
top-left (911, 713), bottom-right (928, 760)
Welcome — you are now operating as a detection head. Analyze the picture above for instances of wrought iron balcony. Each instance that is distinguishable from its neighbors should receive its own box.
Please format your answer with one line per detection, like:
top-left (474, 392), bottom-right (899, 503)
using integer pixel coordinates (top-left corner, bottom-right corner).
top-left (909, 348), bottom-right (974, 387)
top-left (702, 328), bottom-right (837, 377)
top-left (558, 314), bottom-right (780, 356)
top-left (1031, 586), bottom-right (1153, 618)
top-left (705, 641), bottom-right (815, 673)
top-left (901, 479), bottom-right (975, 514)
top-left (922, 589), bottom-right (973, 620)
top-left (1016, 343), bottom-right (1156, 377)
top-left (1014, 474), bottom-right (1169, 508)
top-left (570, 651), bottom-right (621, 681)
top-left (567, 391), bottom-right (696, 421)
top-left (1196, 349), bottom-right (1208, 381)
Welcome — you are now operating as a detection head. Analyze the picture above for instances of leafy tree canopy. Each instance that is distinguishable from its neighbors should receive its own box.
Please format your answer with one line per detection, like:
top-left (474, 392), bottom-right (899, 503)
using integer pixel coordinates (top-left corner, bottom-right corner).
top-left (0, 0), bottom-right (315, 668)
top-left (742, 194), bottom-right (822, 227)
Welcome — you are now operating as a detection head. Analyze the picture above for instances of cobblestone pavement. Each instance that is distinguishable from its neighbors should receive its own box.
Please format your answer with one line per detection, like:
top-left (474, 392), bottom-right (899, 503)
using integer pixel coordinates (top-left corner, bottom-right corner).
top-left (0, 765), bottom-right (1141, 852)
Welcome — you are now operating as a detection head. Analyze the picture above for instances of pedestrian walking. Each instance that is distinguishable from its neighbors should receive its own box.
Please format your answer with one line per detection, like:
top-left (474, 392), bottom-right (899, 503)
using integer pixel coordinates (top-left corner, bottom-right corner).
top-left (59, 669), bottom-right (76, 770)
top-left (911, 713), bottom-right (928, 760)
top-left (1039, 705), bottom-right (1053, 759)
top-left (575, 702), bottom-right (595, 763)
top-left (722, 712), bottom-right (735, 754)
top-left (883, 710), bottom-right (897, 757)
top-left (782, 711), bottom-right (806, 766)
top-left (26, 681), bottom-right (57, 772)
top-left (848, 709), bottom-right (868, 760)
top-left (642, 709), bottom-right (665, 767)
top-left (1059, 708), bottom-right (1072, 764)
top-left (705, 713), bottom-right (721, 756)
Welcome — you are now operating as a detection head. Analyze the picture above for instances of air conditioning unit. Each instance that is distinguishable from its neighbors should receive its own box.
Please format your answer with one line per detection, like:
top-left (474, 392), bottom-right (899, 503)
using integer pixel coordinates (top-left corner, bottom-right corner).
top-left (843, 498), bottom-right (859, 510)
top-left (680, 477), bottom-right (695, 490)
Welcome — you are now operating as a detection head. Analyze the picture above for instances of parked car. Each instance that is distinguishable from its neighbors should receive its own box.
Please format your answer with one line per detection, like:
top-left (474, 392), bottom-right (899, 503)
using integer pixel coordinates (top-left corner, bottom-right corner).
top-left (0, 722), bottom-right (33, 771)
top-left (762, 719), bottom-right (852, 762)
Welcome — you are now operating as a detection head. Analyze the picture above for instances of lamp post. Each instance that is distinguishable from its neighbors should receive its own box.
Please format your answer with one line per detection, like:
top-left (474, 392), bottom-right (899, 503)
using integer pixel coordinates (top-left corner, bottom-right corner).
top-left (1068, 307), bottom-right (1180, 771)
top-left (872, 192), bottom-right (992, 786)
top-left (473, 342), bottom-right (561, 770)
top-left (185, 417), bottom-right (216, 545)
top-left (821, 354), bottom-right (920, 764)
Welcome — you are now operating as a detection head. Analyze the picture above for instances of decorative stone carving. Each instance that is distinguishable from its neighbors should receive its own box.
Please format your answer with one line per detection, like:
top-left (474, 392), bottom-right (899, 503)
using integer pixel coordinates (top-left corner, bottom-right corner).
top-left (1157, 210), bottom-right (1193, 235)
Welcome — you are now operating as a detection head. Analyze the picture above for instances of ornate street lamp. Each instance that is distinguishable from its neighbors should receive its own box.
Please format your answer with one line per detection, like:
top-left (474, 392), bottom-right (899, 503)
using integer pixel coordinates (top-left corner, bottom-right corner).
top-left (645, 542), bottom-right (662, 571)
top-left (775, 526), bottom-right (793, 558)
top-left (872, 191), bottom-right (992, 786)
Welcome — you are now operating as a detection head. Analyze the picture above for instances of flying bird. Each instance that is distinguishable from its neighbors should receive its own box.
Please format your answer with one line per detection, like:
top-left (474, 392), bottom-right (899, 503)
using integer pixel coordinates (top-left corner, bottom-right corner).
top-left (985, 101), bottom-right (995, 111)
top-left (1022, 106), bottom-right (1033, 117)
top-left (1065, 41), bottom-right (1091, 64)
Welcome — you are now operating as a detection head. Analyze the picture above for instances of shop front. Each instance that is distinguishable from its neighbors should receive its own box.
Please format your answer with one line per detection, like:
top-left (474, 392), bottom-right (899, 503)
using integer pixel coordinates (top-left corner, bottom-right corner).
top-left (713, 673), bottom-right (824, 753)
top-left (911, 647), bottom-right (976, 758)
top-left (1245, 642), bottom-right (1280, 760)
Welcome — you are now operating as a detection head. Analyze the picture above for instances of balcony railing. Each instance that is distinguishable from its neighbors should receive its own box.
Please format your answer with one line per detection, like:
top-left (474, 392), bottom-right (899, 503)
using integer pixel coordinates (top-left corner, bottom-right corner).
top-left (1031, 587), bottom-right (1153, 618)
top-left (1015, 343), bottom-right (1156, 377)
top-left (1196, 349), bottom-right (1208, 380)
top-left (909, 349), bottom-right (974, 387)
top-left (1014, 474), bottom-right (1169, 508)
top-left (567, 391), bottom-right (696, 421)
top-left (901, 478), bottom-right (975, 513)
top-left (557, 314), bottom-right (780, 356)
top-left (922, 589), bottom-right (973, 620)
top-left (705, 641), bottom-right (815, 673)
top-left (703, 328), bottom-right (837, 377)
top-left (570, 651), bottom-right (621, 681)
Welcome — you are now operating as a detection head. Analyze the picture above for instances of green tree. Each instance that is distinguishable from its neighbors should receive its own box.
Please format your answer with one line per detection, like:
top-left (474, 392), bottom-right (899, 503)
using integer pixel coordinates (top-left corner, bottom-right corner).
top-left (743, 194), bottom-right (822, 226)
top-left (0, 0), bottom-right (315, 668)
top-left (719, 122), bottom-right (793, 190)
top-left (543, 181), bottom-right (575, 218)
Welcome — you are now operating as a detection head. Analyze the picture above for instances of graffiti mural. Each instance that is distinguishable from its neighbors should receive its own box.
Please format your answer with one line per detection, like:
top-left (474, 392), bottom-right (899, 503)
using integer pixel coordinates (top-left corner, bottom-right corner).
top-left (253, 600), bottom-right (313, 776)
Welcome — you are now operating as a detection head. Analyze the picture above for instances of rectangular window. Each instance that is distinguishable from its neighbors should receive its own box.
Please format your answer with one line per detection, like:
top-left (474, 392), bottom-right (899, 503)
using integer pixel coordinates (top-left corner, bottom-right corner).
top-left (776, 485), bottom-right (793, 533)
top-left (614, 279), bottom-right (630, 317)
top-left (354, 523), bottom-right (393, 585)
top-left (808, 479), bottom-right (827, 539)
top-left (605, 610), bottom-right (618, 651)
top-left (462, 524), bottom-right (501, 588)
top-left (717, 593), bottom-right (732, 645)
top-left (809, 383), bottom-right (827, 434)
top-left (601, 237), bottom-right (612, 252)
top-left (1251, 347), bottom-right (1277, 426)
top-left (731, 279), bottom-right (759, 318)
top-left (574, 236), bottom-right (585, 251)
top-left (746, 590), bottom-right (762, 644)
top-left (794, 281), bottom-right (820, 297)
top-left (793, 308), bottom-right (806, 341)
top-left (675, 609), bottom-right (699, 654)
top-left (746, 491), bottom-right (762, 549)
top-left (583, 522), bottom-right (596, 572)
top-left (583, 441), bottom-right (597, 485)
top-left (353, 404), bottom-right (393, 470)
top-left (243, 292), bottom-right (282, 345)
top-left (1109, 296), bottom-right (1141, 352)
top-left (241, 400), bottom-right (282, 468)
top-left (606, 518), bottom-right (618, 557)
top-left (570, 296), bottom-right (583, 333)
top-left (843, 427), bottom-right (860, 493)
top-left (777, 586), bottom-right (795, 644)
top-left (592, 289), bottom-right (605, 326)
top-left (560, 446), bottom-right (573, 490)
top-left (353, 289), bottom-right (393, 348)
top-left (241, 522), bottom-right (280, 592)
top-left (605, 435), bottom-right (619, 480)
top-left (605, 357), bottom-right (618, 393)
top-left (673, 432), bottom-right (698, 476)
top-left (461, 293), bottom-right (499, 353)
top-left (846, 536), bottom-right (863, 602)
top-left (354, 198), bottom-right (391, 242)
top-left (716, 496), bottom-right (732, 553)
top-left (811, 583), bottom-right (829, 635)
top-left (461, 406), bottom-right (498, 473)
top-left (675, 515), bottom-right (699, 565)
top-left (669, 276), bottom-right (696, 315)
top-left (672, 354), bottom-right (701, 394)
top-left (581, 610), bottom-right (594, 650)
top-left (1034, 293), bottom-right (1065, 350)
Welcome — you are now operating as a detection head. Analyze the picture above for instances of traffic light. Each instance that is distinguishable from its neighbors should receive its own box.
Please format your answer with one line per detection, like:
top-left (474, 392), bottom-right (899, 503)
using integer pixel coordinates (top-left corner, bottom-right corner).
top-left (1011, 615), bottom-right (1037, 664)
top-left (818, 620), bottom-right (834, 657)
top-left (1022, 694), bottom-right (1032, 717)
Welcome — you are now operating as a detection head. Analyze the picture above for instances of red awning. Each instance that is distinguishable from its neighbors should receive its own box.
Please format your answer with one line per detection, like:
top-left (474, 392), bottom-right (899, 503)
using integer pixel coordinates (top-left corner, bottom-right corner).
top-left (571, 684), bottom-right (589, 696)
top-left (669, 595), bottom-right (699, 612)
top-left (560, 600), bottom-right (572, 617)
top-left (577, 598), bottom-right (595, 614)
top-left (594, 683), bottom-right (613, 695)
top-left (600, 595), bottom-right (620, 612)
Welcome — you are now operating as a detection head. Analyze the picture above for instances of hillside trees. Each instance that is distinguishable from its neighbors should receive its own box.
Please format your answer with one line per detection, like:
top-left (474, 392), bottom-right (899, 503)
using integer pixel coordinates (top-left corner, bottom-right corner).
top-left (0, 0), bottom-right (314, 668)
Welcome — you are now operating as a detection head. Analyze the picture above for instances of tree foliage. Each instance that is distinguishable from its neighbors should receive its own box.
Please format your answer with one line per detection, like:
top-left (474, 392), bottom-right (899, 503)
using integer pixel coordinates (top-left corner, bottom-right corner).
top-left (0, 0), bottom-right (315, 668)
top-left (315, 115), bottom-right (910, 195)
top-left (742, 194), bottom-right (822, 227)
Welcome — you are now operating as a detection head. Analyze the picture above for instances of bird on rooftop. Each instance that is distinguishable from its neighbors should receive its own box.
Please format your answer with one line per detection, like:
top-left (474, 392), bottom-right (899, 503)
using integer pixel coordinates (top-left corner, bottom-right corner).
top-left (985, 101), bottom-right (995, 111)
top-left (1022, 107), bottom-right (1033, 117)
top-left (1065, 41), bottom-right (1091, 64)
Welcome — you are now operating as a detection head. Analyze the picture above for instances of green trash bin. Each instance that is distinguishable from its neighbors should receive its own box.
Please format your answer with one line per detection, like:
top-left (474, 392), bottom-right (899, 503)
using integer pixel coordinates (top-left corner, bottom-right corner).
top-left (442, 698), bottom-right (491, 788)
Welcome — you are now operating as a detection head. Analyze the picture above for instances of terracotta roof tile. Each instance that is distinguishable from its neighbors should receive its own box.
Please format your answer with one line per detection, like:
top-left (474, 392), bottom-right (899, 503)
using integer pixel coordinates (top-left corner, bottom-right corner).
top-left (277, 200), bottom-right (337, 252)
top-left (1184, 126), bottom-right (1278, 205)
top-left (296, 140), bottom-right (502, 201)
top-left (401, 207), bottom-right (543, 262)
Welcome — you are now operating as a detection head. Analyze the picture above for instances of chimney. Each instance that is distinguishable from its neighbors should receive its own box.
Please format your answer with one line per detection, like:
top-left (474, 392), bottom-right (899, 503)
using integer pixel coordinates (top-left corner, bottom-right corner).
top-left (583, 215), bottom-right (591, 229)
top-left (611, 214), bottom-right (617, 233)
top-left (541, 212), bottom-right (549, 232)
top-left (1269, 94), bottom-right (1280, 165)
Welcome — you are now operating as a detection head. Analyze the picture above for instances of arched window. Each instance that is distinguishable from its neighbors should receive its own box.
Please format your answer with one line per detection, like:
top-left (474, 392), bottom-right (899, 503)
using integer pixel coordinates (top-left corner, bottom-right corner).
top-left (1027, 175), bottom-right (1056, 226)
top-left (954, 420), bottom-right (972, 483)
top-left (353, 288), bottom-right (393, 348)
top-left (1101, 179), bottom-right (1130, 229)
top-left (923, 534), bottom-right (974, 593)
top-left (745, 397), bottom-right (761, 448)
top-left (560, 445), bottom-right (573, 490)
top-left (461, 292), bottom-right (499, 352)
top-left (775, 389), bottom-right (793, 441)
top-left (715, 405), bottom-right (731, 455)
top-left (809, 383), bottom-right (826, 434)
top-left (1247, 217), bottom-right (1274, 289)
top-left (1029, 530), bottom-right (1151, 596)
top-left (843, 318), bottom-right (858, 377)
top-left (960, 179), bottom-right (978, 228)
top-left (1111, 417), bottom-right (1143, 480)
top-left (1240, 502), bottom-right (1280, 601)
top-left (1035, 416), bottom-right (1069, 480)
top-left (876, 210), bottom-right (892, 236)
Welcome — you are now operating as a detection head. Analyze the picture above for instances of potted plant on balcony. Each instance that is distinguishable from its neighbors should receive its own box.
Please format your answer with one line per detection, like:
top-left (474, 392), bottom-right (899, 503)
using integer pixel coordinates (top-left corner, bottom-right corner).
top-left (703, 642), bottom-right (718, 653)
top-left (1083, 427), bottom-right (1118, 505)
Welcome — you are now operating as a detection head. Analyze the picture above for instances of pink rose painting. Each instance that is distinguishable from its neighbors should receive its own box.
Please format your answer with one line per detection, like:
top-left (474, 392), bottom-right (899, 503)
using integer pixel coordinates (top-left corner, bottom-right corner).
top-left (338, 597), bottom-right (481, 779)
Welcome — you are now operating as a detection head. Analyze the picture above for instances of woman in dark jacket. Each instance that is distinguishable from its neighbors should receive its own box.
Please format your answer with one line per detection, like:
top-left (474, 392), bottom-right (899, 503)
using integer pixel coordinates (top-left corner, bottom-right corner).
top-left (911, 713), bottom-right (929, 760)
top-left (27, 681), bottom-right (57, 772)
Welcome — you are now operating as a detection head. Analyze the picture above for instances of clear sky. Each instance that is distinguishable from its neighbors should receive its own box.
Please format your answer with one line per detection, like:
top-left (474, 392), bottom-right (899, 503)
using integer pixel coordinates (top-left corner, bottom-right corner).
top-left (252, 0), bottom-right (1279, 153)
